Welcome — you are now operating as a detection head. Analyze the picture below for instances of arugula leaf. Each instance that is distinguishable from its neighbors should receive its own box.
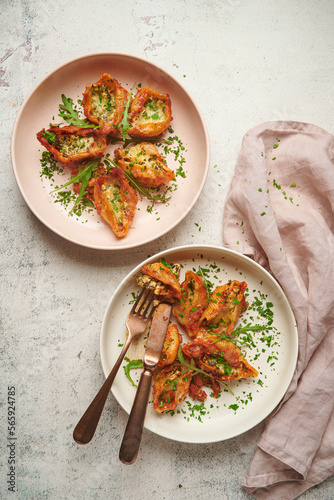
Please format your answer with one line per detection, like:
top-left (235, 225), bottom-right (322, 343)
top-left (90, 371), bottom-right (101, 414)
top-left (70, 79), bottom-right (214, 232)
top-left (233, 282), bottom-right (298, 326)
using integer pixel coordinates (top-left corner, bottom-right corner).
top-left (117, 83), bottom-right (135, 140)
top-left (50, 158), bottom-right (100, 214)
top-left (232, 322), bottom-right (269, 335)
top-left (58, 94), bottom-right (98, 128)
top-left (123, 358), bottom-right (143, 387)
top-left (160, 258), bottom-right (179, 277)
top-left (177, 347), bottom-right (234, 395)
top-left (177, 346), bottom-right (212, 378)
top-left (211, 322), bottom-right (269, 346)
top-left (105, 157), bottom-right (171, 203)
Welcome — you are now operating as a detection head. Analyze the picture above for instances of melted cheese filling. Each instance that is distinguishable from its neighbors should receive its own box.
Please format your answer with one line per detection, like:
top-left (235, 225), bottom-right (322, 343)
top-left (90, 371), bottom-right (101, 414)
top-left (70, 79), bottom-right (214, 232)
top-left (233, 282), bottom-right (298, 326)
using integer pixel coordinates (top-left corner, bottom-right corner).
top-left (137, 274), bottom-right (167, 295)
top-left (57, 135), bottom-right (94, 157)
top-left (127, 144), bottom-right (162, 172)
top-left (90, 84), bottom-right (116, 121)
top-left (136, 98), bottom-right (166, 124)
top-left (103, 182), bottom-right (124, 224)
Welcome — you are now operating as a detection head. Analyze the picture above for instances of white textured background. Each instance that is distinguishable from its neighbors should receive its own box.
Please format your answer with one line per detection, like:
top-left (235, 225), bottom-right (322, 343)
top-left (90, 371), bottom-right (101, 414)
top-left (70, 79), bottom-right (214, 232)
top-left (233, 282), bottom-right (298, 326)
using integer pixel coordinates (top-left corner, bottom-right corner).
top-left (2, 1), bottom-right (334, 499)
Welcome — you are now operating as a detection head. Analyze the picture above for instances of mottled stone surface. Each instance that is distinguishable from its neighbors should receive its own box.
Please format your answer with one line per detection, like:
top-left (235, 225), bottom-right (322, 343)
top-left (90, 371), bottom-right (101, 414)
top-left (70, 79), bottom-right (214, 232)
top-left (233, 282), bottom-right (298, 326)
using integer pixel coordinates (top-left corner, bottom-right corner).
top-left (1, 1), bottom-right (334, 499)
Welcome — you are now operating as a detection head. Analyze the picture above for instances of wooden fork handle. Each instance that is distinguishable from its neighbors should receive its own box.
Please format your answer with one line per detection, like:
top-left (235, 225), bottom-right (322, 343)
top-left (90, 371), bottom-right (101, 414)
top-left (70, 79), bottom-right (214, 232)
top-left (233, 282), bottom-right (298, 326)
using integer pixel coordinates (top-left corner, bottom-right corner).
top-left (73, 339), bottom-right (131, 445)
top-left (119, 368), bottom-right (153, 465)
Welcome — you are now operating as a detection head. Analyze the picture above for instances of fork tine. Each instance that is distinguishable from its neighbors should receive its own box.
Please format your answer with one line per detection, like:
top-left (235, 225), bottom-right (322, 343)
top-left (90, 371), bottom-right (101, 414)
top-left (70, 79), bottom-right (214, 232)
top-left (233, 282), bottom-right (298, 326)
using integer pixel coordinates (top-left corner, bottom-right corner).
top-left (131, 287), bottom-right (156, 316)
top-left (130, 287), bottom-right (149, 314)
top-left (139, 291), bottom-right (155, 317)
top-left (136, 289), bottom-right (154, 316)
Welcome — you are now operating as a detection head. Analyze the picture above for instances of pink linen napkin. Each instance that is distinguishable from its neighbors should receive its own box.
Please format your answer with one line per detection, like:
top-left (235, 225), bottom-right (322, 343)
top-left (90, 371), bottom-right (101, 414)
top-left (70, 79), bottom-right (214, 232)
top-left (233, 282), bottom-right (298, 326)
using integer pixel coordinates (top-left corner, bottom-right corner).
top-left (223, 121), bottom-right (334, 499)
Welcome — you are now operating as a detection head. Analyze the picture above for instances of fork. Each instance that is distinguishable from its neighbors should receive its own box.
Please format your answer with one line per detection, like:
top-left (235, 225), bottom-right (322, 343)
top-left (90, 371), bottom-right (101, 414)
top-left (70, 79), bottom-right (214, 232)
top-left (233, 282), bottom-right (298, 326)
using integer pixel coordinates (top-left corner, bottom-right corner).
top-left (73, 288), bottom-right (155, 445)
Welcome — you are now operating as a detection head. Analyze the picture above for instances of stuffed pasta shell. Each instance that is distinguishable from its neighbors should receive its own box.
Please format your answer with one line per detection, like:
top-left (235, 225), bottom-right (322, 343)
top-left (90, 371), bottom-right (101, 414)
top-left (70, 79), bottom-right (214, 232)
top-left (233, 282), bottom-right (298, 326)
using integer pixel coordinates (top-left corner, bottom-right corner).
top-left (173, 270), bottom-right (208, 338)
top-left (152, 360), bottom-right (193, 413)
top-left (128, 86), bottom-right (172, 137)
top-left (93, 167), bottom-right (138, 237)
top-left (158, 324), bottom-right (182, 368)
top-left (37, 125), bottom-right (106, 167)
top-left (114, 142), bottom-right (175, 188)
top-left (82, 73), bottom-right (130, 136)
top-left (182, 330), bottom-right (258, 382)
top-left (201, 280), bottom-right (248, 335)
top-left (137, 261), bottom-right (181, 302)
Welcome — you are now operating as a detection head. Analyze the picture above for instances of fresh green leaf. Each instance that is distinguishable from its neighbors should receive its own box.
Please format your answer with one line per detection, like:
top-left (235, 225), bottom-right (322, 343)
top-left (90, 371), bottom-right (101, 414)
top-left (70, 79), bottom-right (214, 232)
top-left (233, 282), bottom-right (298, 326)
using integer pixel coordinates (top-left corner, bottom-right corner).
top-left (211, 323), bottom-right (269, 346)
top-left (160, 258), bottom-right (179, 277)
top-left (58, 94), bottom-right (98, 128)
top-left (105, 157), bottom-right (171, 203)
top-left (177, 345), bottom-right (210, 377)
top-left (229, 404), bottom-right (239, 411)
top-left (50, 158), bottom-right (100, 214)
top-left (117, 83), bottom-right (135, 140)
top-left (123, 358), bottom-right (143, 387)
top-left (177, 347), bottom-right (234, 395)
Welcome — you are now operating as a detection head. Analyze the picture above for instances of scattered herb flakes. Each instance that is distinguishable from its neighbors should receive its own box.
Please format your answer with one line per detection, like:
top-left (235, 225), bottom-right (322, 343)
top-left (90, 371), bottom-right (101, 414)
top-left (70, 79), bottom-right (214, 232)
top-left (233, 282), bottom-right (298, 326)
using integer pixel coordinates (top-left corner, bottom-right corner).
top-left (129, 291), bottom-right (139, 304)
top-left (228, 404), bottom-right (239, 412)
top-left (184, 400), bottom-right (208, 422)
top-left (40, 151), bottom-right (63, 182)
top-left (39, 95), bottom-right (187, 223)
top-left (123, 262), bottom-right (283, 421)
top-left (270, 178), bottom-right (299, 205)
top-left (175, 165), bottom-right (186, 178)
top-left (157, 127), bottom-right (187, 175)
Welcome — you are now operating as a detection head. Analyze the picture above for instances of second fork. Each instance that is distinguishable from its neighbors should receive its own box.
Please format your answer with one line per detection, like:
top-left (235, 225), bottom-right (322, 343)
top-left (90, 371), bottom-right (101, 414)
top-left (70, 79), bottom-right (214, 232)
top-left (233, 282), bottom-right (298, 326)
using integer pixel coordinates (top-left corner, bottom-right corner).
top-left (73, 288), bottom-right (155, 445)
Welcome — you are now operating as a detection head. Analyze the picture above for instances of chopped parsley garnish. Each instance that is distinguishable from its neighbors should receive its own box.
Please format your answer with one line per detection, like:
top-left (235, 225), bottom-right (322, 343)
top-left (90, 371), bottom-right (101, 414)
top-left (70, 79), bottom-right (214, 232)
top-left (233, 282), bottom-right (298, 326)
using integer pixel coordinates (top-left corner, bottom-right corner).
top-left (50, 157), bottom-right (100, 214)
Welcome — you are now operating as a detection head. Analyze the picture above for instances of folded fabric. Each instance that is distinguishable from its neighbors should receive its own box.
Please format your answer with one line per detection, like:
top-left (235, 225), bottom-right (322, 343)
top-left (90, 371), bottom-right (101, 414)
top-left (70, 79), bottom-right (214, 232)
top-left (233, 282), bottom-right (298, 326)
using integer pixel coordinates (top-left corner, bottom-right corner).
top-left (223, 121), bottom-right (334, 499)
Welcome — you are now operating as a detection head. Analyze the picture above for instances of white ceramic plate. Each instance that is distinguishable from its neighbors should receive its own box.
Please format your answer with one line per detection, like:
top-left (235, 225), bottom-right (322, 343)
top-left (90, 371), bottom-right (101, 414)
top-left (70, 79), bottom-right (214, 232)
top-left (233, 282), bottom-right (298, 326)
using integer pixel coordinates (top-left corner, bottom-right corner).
top-left (11, 53), bottom-right (209, 250)
top-left (100, 245), bottom-right (298, 443)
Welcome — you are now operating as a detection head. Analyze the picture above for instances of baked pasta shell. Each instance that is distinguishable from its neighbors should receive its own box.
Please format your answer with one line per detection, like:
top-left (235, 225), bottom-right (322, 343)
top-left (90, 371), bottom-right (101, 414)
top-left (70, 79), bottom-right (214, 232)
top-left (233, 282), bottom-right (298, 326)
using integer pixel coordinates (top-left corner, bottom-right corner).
top-left (152, 361), bottom-right (193, 413)
top-left (158, 324), bottom-right (182, 368)
top-left (139, 262), bottom-right (182, 300)
top-left (93, 167), bottom-right (138, 238)
top-left (82, 73), bottom-right (130, 136)
top-left (182, 332), bottom-right (258, 382)
top-left (128, 86), bottom-right (173, 138)
top-left (200, 280), bottom-right (248, 335)
top-left (36, 125), bottom-right (107, 167)
top-left (173, 270), bottom-right (209, 338)
top-left (114, 142), bottom-right (175, 188)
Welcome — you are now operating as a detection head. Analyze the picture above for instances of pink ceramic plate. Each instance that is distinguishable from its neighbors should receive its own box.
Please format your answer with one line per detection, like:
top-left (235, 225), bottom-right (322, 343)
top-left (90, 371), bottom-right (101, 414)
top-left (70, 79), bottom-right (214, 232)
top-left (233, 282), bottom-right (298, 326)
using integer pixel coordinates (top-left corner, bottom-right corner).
top-left (11, 53), bottom-right (209, 250)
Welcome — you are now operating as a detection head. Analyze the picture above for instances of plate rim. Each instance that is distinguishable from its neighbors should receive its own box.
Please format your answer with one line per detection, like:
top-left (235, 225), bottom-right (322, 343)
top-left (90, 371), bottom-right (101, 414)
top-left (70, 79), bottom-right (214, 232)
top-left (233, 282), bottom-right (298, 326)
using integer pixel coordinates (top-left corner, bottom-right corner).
top-left (100, 244), bottom-right (299, 443)
top-left (10, 52), bottom-right (210, 250)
